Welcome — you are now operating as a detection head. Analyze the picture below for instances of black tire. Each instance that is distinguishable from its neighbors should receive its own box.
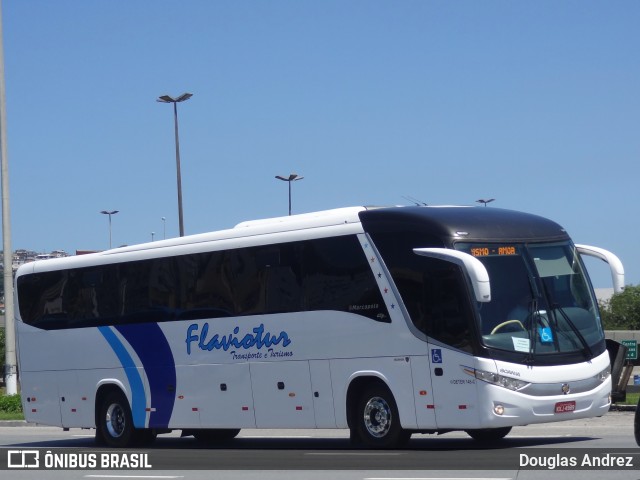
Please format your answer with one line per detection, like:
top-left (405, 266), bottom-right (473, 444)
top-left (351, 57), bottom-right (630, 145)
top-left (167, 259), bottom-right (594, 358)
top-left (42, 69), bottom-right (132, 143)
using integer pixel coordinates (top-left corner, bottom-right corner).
top-left (352, 384), bottom-right (410, 449)
top-left (465, 426), bottom-right (512, 442)
top-left (96, 390), bottom-right (136, 448)
top-left (192, 428), bottom-right (241, 444)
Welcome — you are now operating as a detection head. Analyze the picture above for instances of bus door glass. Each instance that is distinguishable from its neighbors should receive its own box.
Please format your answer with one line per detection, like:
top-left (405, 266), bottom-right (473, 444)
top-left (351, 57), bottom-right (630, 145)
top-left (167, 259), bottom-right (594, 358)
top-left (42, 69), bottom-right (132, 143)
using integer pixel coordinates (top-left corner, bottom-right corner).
top-left (398, 254), bottom-right (479, 428)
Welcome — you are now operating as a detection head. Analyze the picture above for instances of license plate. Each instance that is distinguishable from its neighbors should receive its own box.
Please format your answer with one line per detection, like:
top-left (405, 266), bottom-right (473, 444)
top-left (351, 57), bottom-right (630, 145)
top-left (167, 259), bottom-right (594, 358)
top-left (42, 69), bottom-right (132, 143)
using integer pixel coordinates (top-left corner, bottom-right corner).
top-left (554, 401), bottom-right (576, 413)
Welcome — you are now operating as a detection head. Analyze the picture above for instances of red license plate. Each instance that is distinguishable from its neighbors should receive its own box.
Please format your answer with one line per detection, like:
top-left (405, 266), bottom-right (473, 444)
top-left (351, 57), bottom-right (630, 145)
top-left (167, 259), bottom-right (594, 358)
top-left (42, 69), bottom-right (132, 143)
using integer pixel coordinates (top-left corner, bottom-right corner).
top-left (554, 401), bottom-right (576, 413)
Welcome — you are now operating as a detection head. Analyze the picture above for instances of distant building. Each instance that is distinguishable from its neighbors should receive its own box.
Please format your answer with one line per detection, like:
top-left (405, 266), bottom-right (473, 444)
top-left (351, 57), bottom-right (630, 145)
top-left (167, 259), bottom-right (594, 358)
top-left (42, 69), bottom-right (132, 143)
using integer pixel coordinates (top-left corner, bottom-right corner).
top-left (0, 249), bottom-right (70, 271)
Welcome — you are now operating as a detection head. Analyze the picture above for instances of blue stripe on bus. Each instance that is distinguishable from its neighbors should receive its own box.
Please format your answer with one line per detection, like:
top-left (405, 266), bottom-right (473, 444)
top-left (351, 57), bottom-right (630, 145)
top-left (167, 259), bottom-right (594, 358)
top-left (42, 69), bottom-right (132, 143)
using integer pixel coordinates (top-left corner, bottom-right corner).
top-left (98, 326), bottom-right (147, 429)
top-left (114, 323), bottom-right (177, 429)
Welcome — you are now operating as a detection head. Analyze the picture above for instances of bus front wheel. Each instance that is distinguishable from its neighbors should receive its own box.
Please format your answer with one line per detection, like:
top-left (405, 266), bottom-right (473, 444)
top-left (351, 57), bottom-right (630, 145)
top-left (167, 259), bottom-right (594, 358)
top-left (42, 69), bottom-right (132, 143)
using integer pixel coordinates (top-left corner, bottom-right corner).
top-left (353, 384), bottom-right (410, 448)
top-left (96, 390), bottom-right (136, 448)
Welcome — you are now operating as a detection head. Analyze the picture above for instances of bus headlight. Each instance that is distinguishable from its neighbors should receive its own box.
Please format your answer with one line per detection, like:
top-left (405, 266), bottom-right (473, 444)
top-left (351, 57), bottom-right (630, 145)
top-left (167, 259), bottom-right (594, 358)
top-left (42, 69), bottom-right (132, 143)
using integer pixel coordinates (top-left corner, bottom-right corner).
top-left (594, 366), bottom-right (611, 383)
top-left (471, 368), bottom-right (530, 391)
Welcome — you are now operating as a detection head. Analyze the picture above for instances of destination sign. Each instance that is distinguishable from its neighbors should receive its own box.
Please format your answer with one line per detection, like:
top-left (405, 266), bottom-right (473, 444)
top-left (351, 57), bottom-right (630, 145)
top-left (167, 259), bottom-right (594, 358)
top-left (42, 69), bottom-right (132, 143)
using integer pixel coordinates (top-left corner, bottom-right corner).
top-left (469, 246), bottom-right (519, 257)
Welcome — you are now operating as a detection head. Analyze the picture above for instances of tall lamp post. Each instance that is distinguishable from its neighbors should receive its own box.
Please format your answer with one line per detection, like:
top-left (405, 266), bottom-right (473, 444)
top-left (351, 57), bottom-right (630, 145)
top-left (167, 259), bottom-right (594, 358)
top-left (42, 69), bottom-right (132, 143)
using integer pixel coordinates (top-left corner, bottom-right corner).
top-left (161, 216), bottom-right (166, 239)
top-left (100, 210), bottom-right (119, 249)
top-left (0, 2), bottom-right (17, 395)
top-left (275, 173), bottom-right (304, 216)
top-left (157, 92), bottom-right (192, 237)
top-left (476, 198), bottom-right (495, 207)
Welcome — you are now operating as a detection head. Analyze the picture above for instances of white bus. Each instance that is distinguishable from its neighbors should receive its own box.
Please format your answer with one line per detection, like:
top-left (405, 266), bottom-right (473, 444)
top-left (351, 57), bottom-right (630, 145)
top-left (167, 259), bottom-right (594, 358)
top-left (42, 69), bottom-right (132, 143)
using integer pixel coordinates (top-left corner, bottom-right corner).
top-left (15, 205), bottom-right (624, 448)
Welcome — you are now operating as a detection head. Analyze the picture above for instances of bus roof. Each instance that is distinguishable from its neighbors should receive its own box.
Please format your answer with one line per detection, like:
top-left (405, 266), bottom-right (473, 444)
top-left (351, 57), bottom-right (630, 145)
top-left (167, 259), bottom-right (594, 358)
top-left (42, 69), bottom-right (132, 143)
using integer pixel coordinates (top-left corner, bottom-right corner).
top-left (234, 206), bottom-right (366, 229)
top-left (16, 205), bottom-right (570, 276)
top-left (359, 206), bottom-right (569, 243)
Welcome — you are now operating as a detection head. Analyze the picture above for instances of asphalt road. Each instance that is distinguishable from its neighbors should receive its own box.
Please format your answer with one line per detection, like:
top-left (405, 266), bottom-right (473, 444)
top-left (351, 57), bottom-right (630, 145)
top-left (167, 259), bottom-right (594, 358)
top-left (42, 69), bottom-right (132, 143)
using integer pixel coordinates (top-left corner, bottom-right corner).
top-left (0, 410), bottom-right (637, 479)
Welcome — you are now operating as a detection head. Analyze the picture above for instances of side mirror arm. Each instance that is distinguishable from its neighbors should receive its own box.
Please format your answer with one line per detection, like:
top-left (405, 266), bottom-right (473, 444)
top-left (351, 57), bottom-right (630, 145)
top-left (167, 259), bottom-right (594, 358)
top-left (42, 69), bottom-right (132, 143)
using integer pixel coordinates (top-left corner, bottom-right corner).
top-left (413, 248), bottom-right (491, 302)
top-left (575, 244), bottom-right (625, 293)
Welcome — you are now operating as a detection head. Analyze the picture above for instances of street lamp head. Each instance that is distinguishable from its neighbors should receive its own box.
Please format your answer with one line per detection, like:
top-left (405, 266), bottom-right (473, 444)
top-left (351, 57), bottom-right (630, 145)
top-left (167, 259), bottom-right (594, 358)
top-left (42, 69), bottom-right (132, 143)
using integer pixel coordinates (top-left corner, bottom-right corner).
top-left (275, 173), bottom-right (303, 182)
top-left (476, 199), bottom-right (495, 207)
top-left (157, 93), bottom-right (193, 104)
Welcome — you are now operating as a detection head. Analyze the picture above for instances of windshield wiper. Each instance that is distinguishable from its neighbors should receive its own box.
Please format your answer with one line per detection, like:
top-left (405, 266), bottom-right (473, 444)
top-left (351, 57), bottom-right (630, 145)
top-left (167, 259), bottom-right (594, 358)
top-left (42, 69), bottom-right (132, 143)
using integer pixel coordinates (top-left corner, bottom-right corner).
top-left (550, 303), bottom-right (594, 360)
top-left (523, 275), bottom-right (540, 365)
top-left (539, 278), bottom-right (593, 360)
top-left (524, 297), bottom-right (539, 365)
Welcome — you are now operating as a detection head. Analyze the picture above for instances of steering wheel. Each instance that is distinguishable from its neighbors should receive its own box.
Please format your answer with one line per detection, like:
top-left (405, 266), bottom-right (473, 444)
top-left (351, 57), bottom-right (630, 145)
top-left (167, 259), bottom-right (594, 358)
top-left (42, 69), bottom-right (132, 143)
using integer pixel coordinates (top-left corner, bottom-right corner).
top-left (490, 319), bottom-right (526, 335)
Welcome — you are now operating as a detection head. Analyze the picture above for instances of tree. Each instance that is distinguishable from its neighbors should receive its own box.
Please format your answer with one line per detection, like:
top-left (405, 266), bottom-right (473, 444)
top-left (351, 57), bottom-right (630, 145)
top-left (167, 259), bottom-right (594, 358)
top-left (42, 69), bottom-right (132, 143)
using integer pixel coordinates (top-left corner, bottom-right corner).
top-left (600, 284), bottom-right (640, 330)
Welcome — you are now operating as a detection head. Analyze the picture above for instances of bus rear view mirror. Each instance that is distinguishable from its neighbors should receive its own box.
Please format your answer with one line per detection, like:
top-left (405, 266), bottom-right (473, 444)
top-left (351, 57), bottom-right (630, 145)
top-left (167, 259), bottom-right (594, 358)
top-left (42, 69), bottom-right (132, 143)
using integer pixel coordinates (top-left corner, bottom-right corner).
top-left (575, 244), bottom-right (625, 293)
top-left (413, 248), bottom-right (491, 303)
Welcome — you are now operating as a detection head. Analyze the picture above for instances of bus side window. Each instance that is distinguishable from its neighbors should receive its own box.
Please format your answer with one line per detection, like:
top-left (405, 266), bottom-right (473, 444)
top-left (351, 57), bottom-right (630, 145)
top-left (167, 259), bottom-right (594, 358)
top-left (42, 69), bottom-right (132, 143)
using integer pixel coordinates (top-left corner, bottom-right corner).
top-left (301, 236), bottom-right (389, 322)
top-left (425, 264), bottom-right (473, 352)
top-left (18, 271), bottom-right (69, 329)
top-left (178, 251), bottom-right (234, 320)
top-left (263, 245), bottom-right (303, 314)
top-left (225, 247), bottom-right (267, 315)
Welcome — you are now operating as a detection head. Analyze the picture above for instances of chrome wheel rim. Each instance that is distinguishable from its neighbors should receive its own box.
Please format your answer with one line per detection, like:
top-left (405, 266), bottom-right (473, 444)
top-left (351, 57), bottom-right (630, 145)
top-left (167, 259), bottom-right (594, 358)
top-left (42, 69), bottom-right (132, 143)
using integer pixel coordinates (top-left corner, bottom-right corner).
top-left (105, 403), bottom-right (126, 438)
top-left (363, 396), bottom-right (392, 438)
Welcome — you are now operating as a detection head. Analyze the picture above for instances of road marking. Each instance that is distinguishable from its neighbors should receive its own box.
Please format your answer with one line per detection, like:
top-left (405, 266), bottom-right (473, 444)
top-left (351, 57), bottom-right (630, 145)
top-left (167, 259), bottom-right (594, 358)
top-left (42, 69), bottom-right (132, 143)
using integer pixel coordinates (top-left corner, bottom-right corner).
top-left (85, 476), bottom-right (184, 479)
top-left (306, 452), bottom-right (405, 456)
top-left (365, 478), bottom-right (512, 480)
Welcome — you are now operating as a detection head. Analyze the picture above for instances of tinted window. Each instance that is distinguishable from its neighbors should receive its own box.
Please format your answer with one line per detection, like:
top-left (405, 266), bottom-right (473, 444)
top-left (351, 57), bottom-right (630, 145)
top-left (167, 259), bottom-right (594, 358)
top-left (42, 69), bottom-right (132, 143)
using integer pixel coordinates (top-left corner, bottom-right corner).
top-left (17, 235), bottom-right (389, 329)
top-left (369, 231), bottom-right (475, 352)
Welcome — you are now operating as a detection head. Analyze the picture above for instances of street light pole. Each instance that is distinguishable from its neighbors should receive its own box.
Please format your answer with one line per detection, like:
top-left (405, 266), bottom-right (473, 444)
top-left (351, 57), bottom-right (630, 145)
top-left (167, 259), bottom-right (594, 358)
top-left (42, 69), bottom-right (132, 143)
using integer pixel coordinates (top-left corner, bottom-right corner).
top-left (157, 93), bottom-right (192, 237)
top-left (100, 210), bottom-right (119, 249)
top-left (0, 1), bottom-right (17, 395)
top-left (275, 173), bottom-right (304, 216)
top-left (161, 217), bottom-right (166, 239)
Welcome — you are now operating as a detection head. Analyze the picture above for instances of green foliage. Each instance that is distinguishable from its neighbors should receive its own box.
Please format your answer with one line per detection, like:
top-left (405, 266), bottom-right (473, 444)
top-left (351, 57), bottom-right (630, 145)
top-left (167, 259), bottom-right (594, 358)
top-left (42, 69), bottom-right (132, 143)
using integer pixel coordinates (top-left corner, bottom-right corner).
top-left (600, 284), bottom-right (640, 330)
top-left (0, 394), bottom-right (22, 413)
top-left (0, 327), bottom-right (4, 373)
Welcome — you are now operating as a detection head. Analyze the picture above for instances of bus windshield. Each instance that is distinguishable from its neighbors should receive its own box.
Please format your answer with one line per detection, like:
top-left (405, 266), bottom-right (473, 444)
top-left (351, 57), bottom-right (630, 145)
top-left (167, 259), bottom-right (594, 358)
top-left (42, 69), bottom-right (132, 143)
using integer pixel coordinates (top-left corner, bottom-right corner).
top-left (456, 241), bottom-right (604, 358)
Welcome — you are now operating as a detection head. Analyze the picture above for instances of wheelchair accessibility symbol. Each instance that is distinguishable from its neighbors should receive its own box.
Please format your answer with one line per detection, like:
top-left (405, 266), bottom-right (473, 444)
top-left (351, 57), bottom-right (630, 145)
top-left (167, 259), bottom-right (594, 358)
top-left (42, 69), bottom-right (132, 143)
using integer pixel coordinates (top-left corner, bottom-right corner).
top-left (431, 348), bottom-right (442, 364)
top-left (539, 327), bottom-right (553, 343)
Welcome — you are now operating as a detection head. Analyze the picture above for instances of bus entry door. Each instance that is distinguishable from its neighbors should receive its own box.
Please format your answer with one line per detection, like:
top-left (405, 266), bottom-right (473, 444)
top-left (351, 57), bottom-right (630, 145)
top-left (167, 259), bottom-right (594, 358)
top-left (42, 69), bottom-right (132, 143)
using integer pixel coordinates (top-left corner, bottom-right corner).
top-left (410, 355), bottom-right (437, 429)
top-left (428, 345), bottom-right (480, 429)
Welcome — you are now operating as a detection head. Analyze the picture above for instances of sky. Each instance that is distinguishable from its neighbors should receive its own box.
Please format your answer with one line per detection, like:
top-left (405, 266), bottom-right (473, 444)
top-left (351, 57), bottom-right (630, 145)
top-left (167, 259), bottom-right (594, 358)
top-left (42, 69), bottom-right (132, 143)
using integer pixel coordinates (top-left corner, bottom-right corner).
top-left (1, 1), bottom-right (638, 288)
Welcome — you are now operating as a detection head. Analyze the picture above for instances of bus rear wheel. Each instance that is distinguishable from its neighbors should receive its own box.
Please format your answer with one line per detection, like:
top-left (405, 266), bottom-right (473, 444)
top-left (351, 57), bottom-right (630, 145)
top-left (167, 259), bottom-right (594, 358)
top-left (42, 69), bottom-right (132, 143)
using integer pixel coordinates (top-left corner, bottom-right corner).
top-left (96, 390), bottom-right (136, 448)
top-left (353, 384), bottom-right (410, 449)
top-left (465, 426), bottom-right (512, 442)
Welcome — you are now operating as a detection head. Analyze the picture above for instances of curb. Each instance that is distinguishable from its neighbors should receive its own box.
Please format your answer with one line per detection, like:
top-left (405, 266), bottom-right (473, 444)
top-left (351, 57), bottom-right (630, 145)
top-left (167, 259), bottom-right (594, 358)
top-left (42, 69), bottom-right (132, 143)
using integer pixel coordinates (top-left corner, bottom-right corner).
top-left (0, 420), bottom-right (33, 427)
top-left (610, 404), bottom-right (637, 412)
